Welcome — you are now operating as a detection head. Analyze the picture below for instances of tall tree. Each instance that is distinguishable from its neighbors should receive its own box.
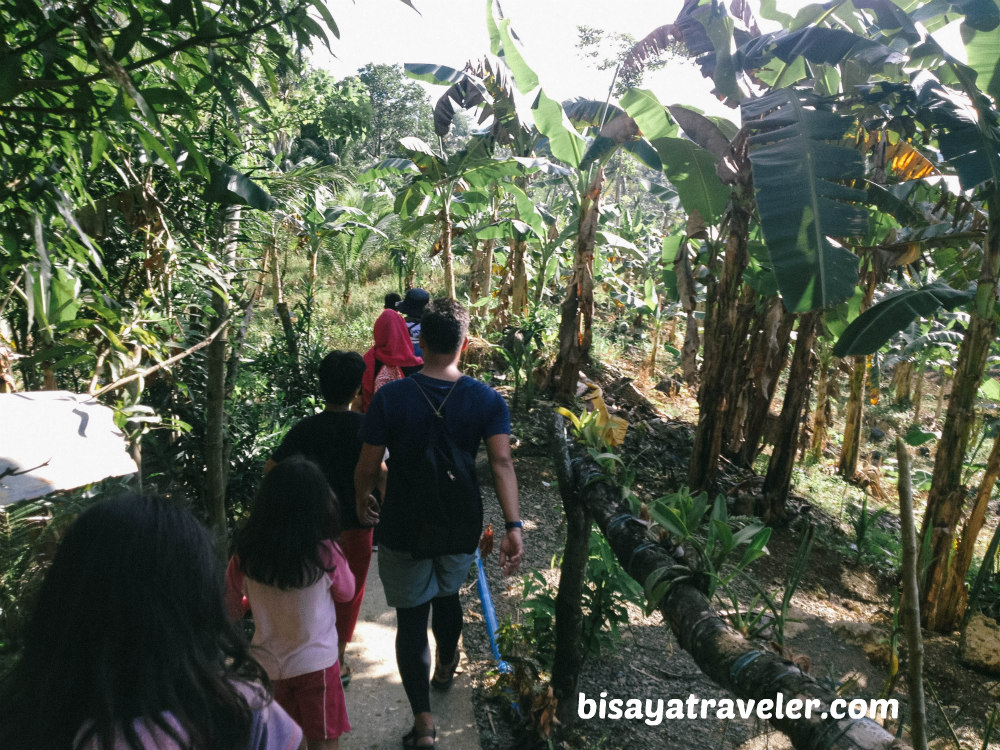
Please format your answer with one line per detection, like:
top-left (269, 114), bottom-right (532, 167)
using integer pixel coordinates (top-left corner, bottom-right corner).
top-left (356, 63), bottom-right (435, 159)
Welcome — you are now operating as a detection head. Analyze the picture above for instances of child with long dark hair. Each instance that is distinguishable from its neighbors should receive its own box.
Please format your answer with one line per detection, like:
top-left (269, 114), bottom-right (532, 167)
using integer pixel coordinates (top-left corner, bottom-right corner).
top-left (226, 455), bottom-right (354, 750)
top-left (0, 493), bottom-right (302, 750)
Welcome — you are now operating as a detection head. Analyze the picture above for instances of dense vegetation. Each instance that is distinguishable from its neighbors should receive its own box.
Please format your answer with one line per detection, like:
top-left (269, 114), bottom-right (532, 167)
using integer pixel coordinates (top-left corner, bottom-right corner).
top-left (3, 0), bottom-right (1000, 747)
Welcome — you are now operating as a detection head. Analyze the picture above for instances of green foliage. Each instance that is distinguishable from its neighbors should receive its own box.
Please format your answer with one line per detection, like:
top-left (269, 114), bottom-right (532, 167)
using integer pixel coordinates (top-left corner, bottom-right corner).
top-left (499, 527), bottom-right (642, 672)
top-left (850, 495), bottom-right (891, 565)
top-left (555, 406), bottom-right (612, 452)
top-left (495, 306), bottom-right (556, 410)
top-left (833, 283), bottom-right (976, 358)
top-left (498, 570), bottom-right (558, 671)
top-left (356, 63), bottom-right (435, 159)
top-left (644, 489), bottom-right (770, 607)
top-left (581, 529), bottom-right (643, 656)
top-left (0, 479), bottom-right (131, 655)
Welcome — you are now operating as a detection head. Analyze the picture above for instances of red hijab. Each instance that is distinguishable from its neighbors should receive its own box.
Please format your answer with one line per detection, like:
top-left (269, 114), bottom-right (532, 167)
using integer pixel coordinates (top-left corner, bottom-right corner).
top-left (360, 309), bottom-right (423, 410)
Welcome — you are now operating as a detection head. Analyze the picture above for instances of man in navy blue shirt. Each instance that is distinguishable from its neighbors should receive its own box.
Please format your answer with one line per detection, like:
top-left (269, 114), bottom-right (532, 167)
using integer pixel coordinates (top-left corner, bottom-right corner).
top-left (355, 298), bottom-right (523, 750)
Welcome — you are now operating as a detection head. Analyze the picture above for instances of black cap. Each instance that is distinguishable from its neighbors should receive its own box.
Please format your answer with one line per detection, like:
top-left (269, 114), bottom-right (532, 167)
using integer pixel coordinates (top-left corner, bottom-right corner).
top-left (396, 287), bottom-right (430, 317)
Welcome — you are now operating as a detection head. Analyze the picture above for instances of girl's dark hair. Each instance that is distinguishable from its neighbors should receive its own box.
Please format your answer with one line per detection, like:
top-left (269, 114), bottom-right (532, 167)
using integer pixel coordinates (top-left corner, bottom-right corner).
top-left (236, 456), bottom-right (340, 590)
top-left (0, 494), bottom-right (266, 750)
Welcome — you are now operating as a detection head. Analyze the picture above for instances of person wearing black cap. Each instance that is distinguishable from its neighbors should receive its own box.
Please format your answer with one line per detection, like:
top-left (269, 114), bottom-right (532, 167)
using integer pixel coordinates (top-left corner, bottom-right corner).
top-left (396, 288), bottom-right (430, 366)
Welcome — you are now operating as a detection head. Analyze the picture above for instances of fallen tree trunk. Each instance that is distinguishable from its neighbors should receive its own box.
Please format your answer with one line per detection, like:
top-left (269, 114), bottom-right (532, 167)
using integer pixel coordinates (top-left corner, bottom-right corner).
top-left (553, 416), bottom-right (911, 750)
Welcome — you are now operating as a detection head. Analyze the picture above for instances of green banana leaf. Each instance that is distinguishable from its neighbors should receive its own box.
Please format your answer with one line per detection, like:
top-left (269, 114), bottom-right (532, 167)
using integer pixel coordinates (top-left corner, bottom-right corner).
top-left (832, 282), bottom-right (976, 357)
top-left (620, 88), bottom-right (678, 141)
top-left (532, 90), bottom-right (585, 168)
top-left (204, 159), bottom-right (275, 210)
top-left (358, 157), bottom-right (420, 184)
top-left (743, 88), bottom-right (866, 312)
top-left (648, 136), bottom-right (729, 225)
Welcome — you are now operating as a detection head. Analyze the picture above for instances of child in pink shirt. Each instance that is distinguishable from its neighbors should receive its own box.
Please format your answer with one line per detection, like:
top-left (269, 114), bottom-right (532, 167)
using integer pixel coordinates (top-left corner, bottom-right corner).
top-left (227, 456), bottom-right (355, 750)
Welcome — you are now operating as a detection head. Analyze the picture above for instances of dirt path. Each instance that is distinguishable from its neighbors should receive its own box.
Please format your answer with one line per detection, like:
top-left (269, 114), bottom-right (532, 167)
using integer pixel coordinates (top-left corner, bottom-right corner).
top-left (339, 556), bottom-right (481, 750)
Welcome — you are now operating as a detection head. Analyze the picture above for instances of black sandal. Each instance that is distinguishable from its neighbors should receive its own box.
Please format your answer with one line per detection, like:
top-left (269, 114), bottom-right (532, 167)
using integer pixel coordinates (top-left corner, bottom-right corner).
top-left (402, 726), bottom-right (436, 749)
top-left (430, 649), bottom-right (460, 691)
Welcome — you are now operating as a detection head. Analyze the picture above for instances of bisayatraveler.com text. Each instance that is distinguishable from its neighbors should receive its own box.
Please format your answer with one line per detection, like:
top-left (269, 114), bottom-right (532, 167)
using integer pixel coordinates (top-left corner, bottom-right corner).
top-left (578, 691), bottom-right (898, 725)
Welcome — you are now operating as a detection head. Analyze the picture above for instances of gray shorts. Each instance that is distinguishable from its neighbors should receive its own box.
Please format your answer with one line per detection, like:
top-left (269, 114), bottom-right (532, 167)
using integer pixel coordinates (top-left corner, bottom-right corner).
top-left (377, 546), bottom-right (475, 609)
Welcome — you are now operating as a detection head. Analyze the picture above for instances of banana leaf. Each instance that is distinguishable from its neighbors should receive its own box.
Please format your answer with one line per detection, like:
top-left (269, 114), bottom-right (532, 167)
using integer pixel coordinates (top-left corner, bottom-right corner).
top-left (743, 88), bottom-right (866, 312)
top-left (832, 282), bottom-right (976, 357)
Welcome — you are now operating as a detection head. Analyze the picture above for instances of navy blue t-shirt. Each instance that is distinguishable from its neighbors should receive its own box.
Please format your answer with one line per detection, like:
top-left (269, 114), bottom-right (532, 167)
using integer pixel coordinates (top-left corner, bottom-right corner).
top-left (359, 373), bottom-right (510, 550)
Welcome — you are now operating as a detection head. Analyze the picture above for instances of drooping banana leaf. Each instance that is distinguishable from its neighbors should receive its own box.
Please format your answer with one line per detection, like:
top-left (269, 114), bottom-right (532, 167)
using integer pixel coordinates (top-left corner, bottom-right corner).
top-left (532, 90), bottom-right (585, 168)
top-left (622, 139), bottom-right (663, 171)
top-left (358, 157), bottom-right (420, 184)
top-left (737, 28), bottom-right (904, 72)
top-left (668, 105), bottom-right (732, 161)
top-left (620, 88), bottom-right (678, 141)
top-left (649, 136), bottom-right (730, 226)
top-left (405, 63), bottom-right (494, 138)
top-left (913, 73), bottom-right (1000, 192)
top-left (205, 159), bottom-right (275, 210)
top-left (832, 282), bottom-right (976, 356)
top-left (743, 88), bottom-right (867, 312)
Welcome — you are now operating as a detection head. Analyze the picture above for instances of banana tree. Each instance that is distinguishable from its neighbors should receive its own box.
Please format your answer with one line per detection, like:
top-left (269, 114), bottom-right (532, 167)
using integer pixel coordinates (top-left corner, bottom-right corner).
top-left (618, 0), bottom-right (999, 530)
top-left (360, 134), bottom-right (532, 298)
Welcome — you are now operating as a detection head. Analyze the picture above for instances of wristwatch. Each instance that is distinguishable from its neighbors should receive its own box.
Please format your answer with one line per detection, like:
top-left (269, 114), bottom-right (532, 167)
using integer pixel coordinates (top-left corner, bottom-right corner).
top-left (505, 520), bottom-right (523, 531)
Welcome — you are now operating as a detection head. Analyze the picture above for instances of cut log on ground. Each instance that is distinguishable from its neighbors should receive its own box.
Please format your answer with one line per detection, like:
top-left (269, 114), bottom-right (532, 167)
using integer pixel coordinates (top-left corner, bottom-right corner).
top-left (552, 415), bottom-right (912, 750)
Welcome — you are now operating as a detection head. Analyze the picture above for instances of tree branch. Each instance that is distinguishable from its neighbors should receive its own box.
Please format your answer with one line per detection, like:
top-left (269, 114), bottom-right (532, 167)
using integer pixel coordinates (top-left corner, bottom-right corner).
top-left (90, 319), bottom-right (230, 397)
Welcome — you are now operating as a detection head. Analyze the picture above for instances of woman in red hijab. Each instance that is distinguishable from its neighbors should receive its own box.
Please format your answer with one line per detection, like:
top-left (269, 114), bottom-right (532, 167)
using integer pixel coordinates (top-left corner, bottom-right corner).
top-left (359, 309), bottom-right (423, 411)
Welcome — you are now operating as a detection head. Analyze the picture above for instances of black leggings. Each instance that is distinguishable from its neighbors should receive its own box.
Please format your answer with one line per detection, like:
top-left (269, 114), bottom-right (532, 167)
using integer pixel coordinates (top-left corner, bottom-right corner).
top-left (395, 593), bottom-right (463, 715)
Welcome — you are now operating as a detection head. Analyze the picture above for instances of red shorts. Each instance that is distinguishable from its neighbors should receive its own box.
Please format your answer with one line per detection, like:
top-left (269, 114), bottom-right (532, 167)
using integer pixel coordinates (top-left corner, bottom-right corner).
top-left (272, 663), bottom-right (351, 741)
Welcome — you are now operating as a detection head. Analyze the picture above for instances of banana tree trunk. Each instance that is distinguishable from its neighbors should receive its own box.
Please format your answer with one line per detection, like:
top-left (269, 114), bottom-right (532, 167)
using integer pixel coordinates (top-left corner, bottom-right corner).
top-left (730, 296), bottom-right (793, 469)
top-left (912, 363), bottom-right (925, 426)
top-left (689, 192), bottom-right (753, 491)
top-left (892, 360), bottom-right (914, 405)
top-left (510, 236), bottom-right (529, 316)
top-left (809, 356), bottom-right (830, 461)
top-left (810, 358), bottom-right (831, 461)
top-left (442, 207), bottom-right (456, 300)
top-left (839, 271), bottom-right (877, 478)
top-left (554, 168), bottom-right (604, 403)
top-left (718, 285), bottom-right (761, 458)
top-left (676, 241), bottom-right (700, 385)
top-left (839, 356), bottom-right (866, 479)
top-left (921, 194), bottom-right (1000, 632)
top-left (469, 238), bottom-right (495, 316)
top-left (648, 316), bottom-right (661, 375)
top-left (555, 418), bottom-right (911, 750)
top-left (932, 430), bottom-right (1000, 627)
top-left (934, 365), bottom-right (947, 426)
top-left (760, 311), bottom-right (820, 524)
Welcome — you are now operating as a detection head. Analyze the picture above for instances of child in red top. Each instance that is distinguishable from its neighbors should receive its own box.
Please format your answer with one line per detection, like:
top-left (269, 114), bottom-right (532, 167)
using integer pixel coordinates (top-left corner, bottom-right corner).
top-left (226, 456), bottom-right (354, 750)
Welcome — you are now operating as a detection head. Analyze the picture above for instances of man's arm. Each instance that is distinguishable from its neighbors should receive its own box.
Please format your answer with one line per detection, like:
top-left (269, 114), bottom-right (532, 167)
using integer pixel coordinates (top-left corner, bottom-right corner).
top-left (354, 442), bottom-right (385, 527)
top-left (485, 433), bottom-right (523, 576)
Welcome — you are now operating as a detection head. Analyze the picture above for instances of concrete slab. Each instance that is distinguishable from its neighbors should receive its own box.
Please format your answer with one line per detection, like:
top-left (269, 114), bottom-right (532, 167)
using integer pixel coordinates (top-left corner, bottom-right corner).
top-left (340, 555), bottom-right (479, 750)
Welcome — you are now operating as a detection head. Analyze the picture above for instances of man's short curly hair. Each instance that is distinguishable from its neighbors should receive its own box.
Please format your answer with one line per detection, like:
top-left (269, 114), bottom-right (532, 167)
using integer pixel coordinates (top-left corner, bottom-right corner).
top-left (420, 298), bottom-right (470, 355)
